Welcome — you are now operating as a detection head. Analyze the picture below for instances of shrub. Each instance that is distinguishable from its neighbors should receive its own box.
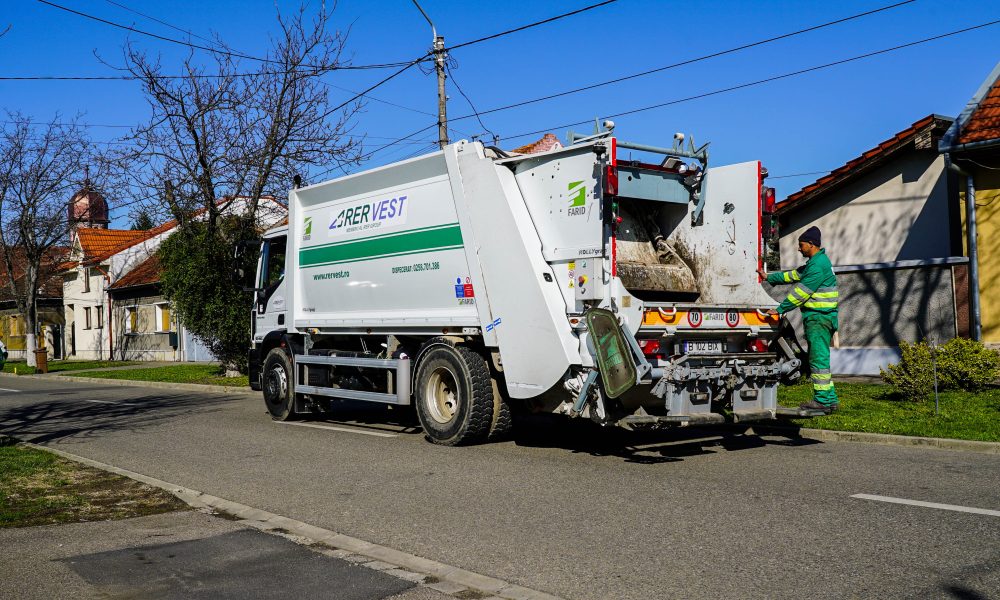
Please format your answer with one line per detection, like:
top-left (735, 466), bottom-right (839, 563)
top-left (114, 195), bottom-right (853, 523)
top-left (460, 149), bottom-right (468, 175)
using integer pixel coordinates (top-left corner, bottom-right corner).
top-left (880, 341), bottom-right (935, 400)
top-left (937, 337), bottom-right (1000, 391)
top-left (158, 217), bottom-right (260, 373)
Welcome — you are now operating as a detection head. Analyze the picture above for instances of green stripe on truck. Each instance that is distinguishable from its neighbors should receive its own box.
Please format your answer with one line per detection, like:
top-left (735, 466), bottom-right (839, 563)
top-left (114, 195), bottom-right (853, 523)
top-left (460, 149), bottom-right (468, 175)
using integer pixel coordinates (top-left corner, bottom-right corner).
top-left (299, 224), bottom-right (464, 267)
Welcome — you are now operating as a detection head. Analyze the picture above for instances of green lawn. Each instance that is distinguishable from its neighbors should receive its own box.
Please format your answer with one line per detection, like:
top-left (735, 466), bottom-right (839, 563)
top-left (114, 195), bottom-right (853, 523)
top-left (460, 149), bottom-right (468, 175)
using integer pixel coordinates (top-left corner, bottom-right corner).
top-left (66, 363), bottom-right (249, 387)
top-left (1, 360), bottom-right (139, 376)
top-left (778, 381), bottom-right (1000, 443)
top-left (0, 437), bottom-right (185, 527)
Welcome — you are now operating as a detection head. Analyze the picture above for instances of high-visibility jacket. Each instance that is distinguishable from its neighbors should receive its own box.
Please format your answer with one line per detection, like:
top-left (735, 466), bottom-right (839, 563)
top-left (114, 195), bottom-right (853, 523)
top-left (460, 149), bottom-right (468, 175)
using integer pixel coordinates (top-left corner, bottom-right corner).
top-left (766, 249), bottom-right (838, 317)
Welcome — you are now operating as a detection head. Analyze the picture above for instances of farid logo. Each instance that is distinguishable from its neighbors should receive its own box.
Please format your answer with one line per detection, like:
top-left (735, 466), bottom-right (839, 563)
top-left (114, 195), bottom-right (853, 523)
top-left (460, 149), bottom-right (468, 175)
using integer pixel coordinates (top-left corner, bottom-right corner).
top-left (302, 217), bottom-right (313, 241)
top-left (567, 181), bottom-right (587, 216)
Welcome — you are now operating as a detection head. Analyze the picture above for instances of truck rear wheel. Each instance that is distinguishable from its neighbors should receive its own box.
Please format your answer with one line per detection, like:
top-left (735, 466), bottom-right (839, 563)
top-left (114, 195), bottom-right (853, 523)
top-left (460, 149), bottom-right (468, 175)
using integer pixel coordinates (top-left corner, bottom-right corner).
top-left (414, 345), bottom-right (493, 446)
top-left (262, 348), bottom-right (297, 421)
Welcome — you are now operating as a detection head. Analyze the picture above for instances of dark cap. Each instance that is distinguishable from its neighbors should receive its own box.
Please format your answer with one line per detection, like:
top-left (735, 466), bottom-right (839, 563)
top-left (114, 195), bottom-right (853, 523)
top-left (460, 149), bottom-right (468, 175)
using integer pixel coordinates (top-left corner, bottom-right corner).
top-left (798, 226), bottom-right (821, 247)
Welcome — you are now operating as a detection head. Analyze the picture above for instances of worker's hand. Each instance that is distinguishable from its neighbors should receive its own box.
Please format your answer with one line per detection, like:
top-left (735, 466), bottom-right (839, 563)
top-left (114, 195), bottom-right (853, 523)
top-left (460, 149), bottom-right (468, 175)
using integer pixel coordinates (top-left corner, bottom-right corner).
top-left (756, 268), bottom-right (768, 279)
top-left (765, 308), bottom-right (779, 317)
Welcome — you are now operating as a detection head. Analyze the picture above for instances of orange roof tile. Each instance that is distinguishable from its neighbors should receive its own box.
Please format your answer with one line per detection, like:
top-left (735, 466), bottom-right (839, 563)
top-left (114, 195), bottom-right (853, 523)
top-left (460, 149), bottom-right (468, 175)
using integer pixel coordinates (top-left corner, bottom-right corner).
top-left (511, 133), bottom-right (563, 155)
top-left (76, 228), bottom-right (158, 264)
top-left (958, 76), bottom-right (1000, 145)
top-left (109, 254), bottom-right (161, 290)
top-left (779, 115), bottom-right (952, 215)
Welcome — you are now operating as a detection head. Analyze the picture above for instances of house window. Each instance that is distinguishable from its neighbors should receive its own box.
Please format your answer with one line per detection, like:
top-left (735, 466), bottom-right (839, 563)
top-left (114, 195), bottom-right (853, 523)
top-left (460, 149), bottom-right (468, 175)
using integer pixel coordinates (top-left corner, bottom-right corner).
top-left (155, 303), bottom-right (172, 332)
top-left (84, 307), bottom-right (92, 329)
top-left (96, 306), bottom-right (103, 329)
top-left (124, 307), bottom-right (138, 334)
top-left (83, 268), bottom-right (91, 293)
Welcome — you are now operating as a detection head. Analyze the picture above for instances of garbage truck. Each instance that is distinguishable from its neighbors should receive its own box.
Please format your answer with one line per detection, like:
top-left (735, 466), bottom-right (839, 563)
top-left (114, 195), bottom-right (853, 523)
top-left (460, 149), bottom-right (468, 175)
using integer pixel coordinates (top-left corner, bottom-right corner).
top-left (246, 125), bottom-right (816, 445)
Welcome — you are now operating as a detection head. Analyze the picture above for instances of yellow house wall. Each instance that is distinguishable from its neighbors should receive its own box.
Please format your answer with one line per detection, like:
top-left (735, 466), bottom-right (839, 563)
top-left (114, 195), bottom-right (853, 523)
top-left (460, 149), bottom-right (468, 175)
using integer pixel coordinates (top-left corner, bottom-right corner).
top-left (963, 167), bottom-right (1000, 343)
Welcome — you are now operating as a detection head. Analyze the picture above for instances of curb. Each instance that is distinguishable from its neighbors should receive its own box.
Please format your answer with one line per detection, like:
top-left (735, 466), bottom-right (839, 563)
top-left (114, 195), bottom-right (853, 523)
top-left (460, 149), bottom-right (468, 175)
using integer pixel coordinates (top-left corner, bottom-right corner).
top-left (21, 442), bottom-right (565, 600)
top-left (753, 426), bottom-right (1000, 455)
top-left (0, 371), bottom-right (256, 396)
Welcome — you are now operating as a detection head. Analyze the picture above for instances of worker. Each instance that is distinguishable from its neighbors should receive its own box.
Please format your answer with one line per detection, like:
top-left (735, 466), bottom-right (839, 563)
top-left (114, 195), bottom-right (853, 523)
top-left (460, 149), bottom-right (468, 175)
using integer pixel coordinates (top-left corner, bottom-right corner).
top-left (757, 226), bottom-right (839, 413)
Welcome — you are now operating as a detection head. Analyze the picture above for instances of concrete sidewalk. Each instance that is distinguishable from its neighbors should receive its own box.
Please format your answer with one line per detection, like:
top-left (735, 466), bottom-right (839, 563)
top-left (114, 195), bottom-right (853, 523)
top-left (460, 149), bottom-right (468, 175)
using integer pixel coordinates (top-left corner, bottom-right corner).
top-left (0, 510), bottom-right (451, 600)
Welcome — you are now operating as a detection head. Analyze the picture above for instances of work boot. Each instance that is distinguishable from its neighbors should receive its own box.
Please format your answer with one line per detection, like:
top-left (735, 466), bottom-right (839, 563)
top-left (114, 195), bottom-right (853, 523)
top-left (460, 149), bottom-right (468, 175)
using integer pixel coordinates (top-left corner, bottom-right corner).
top-left (800, 399), bottom-right (836, 413)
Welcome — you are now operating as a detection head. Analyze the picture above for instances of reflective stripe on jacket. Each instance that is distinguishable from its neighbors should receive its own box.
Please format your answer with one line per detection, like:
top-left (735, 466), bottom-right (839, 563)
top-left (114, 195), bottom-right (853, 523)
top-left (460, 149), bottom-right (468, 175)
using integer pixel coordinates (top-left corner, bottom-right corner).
top-left (765, 249), bottom-right (838, 316)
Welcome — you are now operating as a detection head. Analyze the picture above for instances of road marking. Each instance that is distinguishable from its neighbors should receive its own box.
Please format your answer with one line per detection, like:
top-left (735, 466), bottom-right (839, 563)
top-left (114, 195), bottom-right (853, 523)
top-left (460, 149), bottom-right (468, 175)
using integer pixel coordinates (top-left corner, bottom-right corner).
top-left (0, 387), bottom-right (21, 392)
top-left (277, 421), bottom-right (398, 438)
top-left (82, 399), bottom-right (138, 407)
top-left (852, 494), bottom-right (1000, 517)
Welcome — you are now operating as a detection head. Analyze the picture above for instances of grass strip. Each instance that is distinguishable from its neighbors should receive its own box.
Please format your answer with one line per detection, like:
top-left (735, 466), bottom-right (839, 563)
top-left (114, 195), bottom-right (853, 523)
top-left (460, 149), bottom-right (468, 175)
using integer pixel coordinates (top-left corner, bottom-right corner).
top-left (66, 364), bottom-right (249, 387)
top-left (0, 437), bottom-right (186, 528)
top-left (778, 382), bottom-right (1000, 443)
top-left (2, 360), bottom-right (140, 376)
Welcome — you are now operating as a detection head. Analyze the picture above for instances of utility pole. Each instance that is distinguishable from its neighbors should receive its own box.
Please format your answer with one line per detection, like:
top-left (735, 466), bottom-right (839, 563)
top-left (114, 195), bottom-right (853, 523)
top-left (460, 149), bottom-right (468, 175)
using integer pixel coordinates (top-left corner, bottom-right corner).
top-left (412, 1), bottom-right (448, 149)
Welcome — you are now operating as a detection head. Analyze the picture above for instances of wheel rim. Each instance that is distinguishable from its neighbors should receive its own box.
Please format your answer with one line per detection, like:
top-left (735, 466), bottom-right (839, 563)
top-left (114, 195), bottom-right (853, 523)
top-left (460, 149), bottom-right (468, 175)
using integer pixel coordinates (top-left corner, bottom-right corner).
top-left (423, 365), bottom-right (459, 424)
top-left (265, 364), bottom-right (288, 402)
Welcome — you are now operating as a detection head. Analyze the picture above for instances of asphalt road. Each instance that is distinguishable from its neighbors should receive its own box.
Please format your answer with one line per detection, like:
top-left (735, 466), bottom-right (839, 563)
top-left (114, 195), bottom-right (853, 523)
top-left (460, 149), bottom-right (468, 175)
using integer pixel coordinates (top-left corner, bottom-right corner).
top-left (2, 376), bottom-right (998, 600)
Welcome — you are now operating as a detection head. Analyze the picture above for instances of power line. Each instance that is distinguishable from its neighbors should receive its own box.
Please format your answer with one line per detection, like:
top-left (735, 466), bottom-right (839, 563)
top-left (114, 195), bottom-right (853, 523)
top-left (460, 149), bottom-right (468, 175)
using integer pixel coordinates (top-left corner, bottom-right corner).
top-left (445, 64), bottom-right (495, 142)
top-left (97, 0), bottom-right (441, 120)
top-left (103, 0), bottom-right (218, 47)
top-left (329, 54), bottom-right (430, 113)
top-left (3, 53), bottom-right (432, 132)
top-left (447, 0), bottom-right (617, 51)
top-left (769, 171), bottom-right (832, 180)
top-left (36, 0), bottom-right (417, 71)
top-left (449, 0), bottom-right (917, 124)
top-left (0, 72), bottom-right (258, 81)
top-left (500, 18), bottom-right (1000, 142)
top-left (309, 122), bottom-right (437, 181)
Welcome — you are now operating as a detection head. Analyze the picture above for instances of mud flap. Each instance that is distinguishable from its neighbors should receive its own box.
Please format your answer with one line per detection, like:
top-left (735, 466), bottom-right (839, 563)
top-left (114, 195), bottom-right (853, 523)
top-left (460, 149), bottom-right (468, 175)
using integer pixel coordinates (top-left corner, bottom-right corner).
top-left (585, 308), bottom-right (638, 399)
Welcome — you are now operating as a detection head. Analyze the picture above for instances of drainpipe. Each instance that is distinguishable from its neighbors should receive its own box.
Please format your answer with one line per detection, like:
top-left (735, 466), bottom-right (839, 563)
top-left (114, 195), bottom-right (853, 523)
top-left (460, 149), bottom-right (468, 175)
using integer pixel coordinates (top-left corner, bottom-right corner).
top-left (90, 263), bottom-right (115, 359)
top-left (943, 153), bottom-right (981, 341)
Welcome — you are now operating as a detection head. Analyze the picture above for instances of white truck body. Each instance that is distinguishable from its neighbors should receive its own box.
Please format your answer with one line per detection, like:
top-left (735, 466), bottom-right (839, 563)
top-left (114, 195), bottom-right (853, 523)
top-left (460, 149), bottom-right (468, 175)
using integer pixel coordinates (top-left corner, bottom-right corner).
top-left (250, 130), bottom-right (808, 443)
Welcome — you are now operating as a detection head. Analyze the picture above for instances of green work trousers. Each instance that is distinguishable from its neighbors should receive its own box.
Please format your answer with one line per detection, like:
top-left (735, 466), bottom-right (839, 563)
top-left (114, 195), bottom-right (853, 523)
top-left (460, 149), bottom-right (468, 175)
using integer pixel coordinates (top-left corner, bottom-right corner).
top-left (803, 312), bottom-right (838, 406)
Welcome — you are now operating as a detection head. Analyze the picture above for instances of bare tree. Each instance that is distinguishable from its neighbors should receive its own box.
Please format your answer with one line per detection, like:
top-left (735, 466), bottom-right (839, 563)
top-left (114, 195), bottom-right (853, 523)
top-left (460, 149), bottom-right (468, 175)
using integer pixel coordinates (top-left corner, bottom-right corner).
top-left (108, 4), bottom-right (363, 230)
top-left (101, 4), bottom-right (363, 370)
top-left (0, 114), bottom-right (92, 367)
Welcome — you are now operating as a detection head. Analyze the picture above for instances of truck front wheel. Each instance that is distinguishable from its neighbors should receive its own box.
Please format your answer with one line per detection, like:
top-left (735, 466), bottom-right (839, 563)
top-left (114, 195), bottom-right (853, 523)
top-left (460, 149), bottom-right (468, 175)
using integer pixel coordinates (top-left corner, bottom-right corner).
top-left (262, 348), bottom-right (296, 421)
top-left (414, 345), bottom-right (494, 446)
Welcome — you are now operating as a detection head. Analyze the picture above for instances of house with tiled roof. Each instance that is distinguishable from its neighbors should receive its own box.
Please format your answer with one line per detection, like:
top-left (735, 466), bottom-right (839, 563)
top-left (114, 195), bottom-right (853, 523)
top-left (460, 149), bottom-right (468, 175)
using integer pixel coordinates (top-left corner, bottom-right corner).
top-left (103, 197), bottom-right (286, 361)
top-left (939, 60), bottom-right (1000, 344)
top-left (63, 224), bottom-right (177, 360)
top-left (771, 114), bottom-right (969, 374)
top-left (0, 247), bottom-right (68, 360)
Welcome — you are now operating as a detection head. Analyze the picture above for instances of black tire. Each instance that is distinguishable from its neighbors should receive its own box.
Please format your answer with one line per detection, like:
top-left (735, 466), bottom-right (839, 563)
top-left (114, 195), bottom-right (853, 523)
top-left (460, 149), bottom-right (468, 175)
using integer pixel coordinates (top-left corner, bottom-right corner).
top-left (414, 345), bottom-right (494, 446)
top-left (487, 376), bottom-right (513, 442)
top-left (262, 348), bottom-right (297, 421)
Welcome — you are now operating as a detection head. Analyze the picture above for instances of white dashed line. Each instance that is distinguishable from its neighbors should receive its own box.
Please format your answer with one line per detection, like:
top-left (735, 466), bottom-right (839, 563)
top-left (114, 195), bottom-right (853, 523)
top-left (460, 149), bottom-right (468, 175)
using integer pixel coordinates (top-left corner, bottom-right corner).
top-left (852, 493), bottom-right (1000, 517)
top-left (0, 387), bottom-right (21, 392)
top-left (82, 399), bottom-right (138, 407)
top-left (277, 421), bottom-right (398, 438)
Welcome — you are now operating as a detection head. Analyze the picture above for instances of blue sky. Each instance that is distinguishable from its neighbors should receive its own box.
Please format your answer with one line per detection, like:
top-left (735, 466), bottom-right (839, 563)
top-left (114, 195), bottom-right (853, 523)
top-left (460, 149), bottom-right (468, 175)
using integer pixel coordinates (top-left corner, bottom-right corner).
top-left (2, 0), bottom-right (998, 226)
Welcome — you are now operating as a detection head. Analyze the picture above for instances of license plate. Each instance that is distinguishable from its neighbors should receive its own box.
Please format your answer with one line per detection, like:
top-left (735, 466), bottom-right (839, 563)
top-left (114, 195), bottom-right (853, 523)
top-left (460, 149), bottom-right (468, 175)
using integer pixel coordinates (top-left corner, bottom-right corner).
top-left (682, 340), bottom-right (722, 354)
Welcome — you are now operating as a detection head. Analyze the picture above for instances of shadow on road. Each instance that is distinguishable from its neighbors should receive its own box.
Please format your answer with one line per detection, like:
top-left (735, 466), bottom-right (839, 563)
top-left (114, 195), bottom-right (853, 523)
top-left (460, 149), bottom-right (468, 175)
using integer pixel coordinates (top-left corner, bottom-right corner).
top-left (507, 414), bottom-right (822, 463)
top-left (298, 401), bottom-right (821, 463)
top-left (0, 387), bottom-right (244, 445)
